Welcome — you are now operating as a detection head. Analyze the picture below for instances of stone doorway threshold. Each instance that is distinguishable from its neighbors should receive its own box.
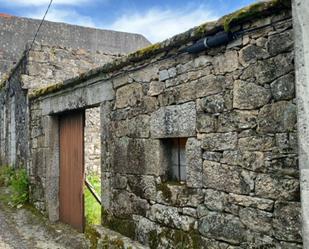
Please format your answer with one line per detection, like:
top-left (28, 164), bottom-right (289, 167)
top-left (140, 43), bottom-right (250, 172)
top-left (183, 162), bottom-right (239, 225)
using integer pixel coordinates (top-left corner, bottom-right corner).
top-left (94, 226), bottom-right (149, 249)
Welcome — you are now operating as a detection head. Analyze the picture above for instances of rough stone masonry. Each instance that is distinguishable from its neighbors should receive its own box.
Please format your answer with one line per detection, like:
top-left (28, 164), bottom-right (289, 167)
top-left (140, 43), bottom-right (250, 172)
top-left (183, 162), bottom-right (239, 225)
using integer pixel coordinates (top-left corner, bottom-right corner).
top-left (2, 0), bottom-right (307, 248)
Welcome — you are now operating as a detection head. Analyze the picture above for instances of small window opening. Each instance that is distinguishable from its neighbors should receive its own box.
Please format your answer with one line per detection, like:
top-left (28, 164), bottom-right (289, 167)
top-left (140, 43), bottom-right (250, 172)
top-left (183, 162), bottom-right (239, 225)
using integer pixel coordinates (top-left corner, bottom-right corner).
top-left (162, 138), bottom-right (187, 183)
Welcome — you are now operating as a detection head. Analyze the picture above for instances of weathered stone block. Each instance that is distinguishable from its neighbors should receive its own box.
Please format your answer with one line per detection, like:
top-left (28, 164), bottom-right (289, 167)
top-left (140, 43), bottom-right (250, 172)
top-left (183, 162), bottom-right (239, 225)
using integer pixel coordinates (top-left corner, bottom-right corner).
top-left (241, 53), bottom-right (293, 85)
top-left (128, 115), bottom-right (150, 138)
top-left (257, 101), bottom-right (297, 133)
top-left (204, 189), bottom-right (228, 211)
top-left (239, 44), bottom-right (269, 66)
top-left (195, 75), bottom-right (225, 98)
top-left (149, 204), bottom-right (195, 231)
top-left (279, 242), bottom-right (303, 249)
top-left (217, 110), bottom-right (257, 132)
top-left (202, 151), bottom-right (222, 162)
top-left (221, 150), bottom-right (265, 171)
top-left (255, 174), bottom-right (299, 201)
top-left (150, 102), bottom-right (196, 138)
top-left (266, 29), bottom-right (294, 56)
top-left (213, 50), bottom-right (239, 74)
top-left (111, 190), bottom-right (134, 216)
top-left (175, 81), bottom-right (197, 103)
top-left (159, 69), bottom-right (169, 81)
top-left (129, 65), bottom-right (158, 83)
top-left (112, 137), bottom-right (163, 175)
top-left (193, 55), bottom-right (212, 68)
top-left (238, 135), bottom-right (275, 151)
top-left (201, 132), bottom-right (237, 151)
top-left (142, 96), bottom-right (159, 114)
top-left (239, 207), bottom-right (273, 233)
top-left (196, 113), bottom-right (217, 133)
top-left (270, 73), bottom-right (295, 101)
top-left (115, 83), bottom-right (143, 109)
top-left (269, 155), bottom-right (299, 177)
top-left (203, 161), bottom-right (251, 195)
top-left (228, 193), bottom-right (274, 211)
top-left (197, 92), bottom-right (231, 114)
top-left (186, 138), bottom-right (203, 188)
top-left (198, 212), bottom-right (246, 244)
top-left (273, 201), bottom-right (302, 242)
top-left (127, 175), bottom-right (156, 201)
top-left (147, 81), bottom-right (164, 96)
top-left (135, 216), bottom-right (156, 245)
top-left (233, 80), bottom-right (271, 109)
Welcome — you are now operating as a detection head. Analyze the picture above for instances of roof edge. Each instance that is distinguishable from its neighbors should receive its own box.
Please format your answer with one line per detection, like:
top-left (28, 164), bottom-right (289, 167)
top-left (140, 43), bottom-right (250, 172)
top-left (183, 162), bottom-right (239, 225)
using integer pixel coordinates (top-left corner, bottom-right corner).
top-left (27, 0), bottom-right (291, 100)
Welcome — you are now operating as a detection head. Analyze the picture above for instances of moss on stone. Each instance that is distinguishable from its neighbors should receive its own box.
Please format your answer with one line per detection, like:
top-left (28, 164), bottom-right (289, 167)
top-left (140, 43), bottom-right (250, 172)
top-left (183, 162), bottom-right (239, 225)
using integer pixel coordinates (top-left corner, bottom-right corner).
top-left (148, 230), bottom-right (159, 249)
top-left (101, 234), bottom-right (125, 249)
top-left (102, 214), bottom-right (136, 240)
top-left (157, 182), bottom-right (172, 200)
top-left (223, 0), bottom-right (291, 31)
top-left (127, 43), bottom-right (163, 62)
top-left (149, 227), bottom-right (203, 249)
top-left (29, 82), bottom-right (64, 99)
top-left (85, 224), bottom-right (101, 249)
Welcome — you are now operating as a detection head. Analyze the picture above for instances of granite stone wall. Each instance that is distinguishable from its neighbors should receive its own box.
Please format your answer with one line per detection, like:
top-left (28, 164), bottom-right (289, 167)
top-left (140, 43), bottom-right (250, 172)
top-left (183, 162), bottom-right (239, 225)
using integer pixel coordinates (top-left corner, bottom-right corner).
top-left (85, 107), bottom-right (101, 175)
top-left (28, 6), bottom-right (302, 249)
top-left (0, 43), bottom-right (116, 168)
top-left (100, 12), bottom-right (301, 248)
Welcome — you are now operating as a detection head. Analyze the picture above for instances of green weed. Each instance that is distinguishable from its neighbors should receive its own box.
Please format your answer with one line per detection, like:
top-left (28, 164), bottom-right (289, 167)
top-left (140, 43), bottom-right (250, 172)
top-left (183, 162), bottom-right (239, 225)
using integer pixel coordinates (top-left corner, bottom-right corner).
top-left (10, 168), bottom-right (29, 205)
top-left (85, 174), bottom-right (101, 225)
top-left (0, 166), bottom-right (29, 206)
top-left (0, 165), bottom-right (14, 187)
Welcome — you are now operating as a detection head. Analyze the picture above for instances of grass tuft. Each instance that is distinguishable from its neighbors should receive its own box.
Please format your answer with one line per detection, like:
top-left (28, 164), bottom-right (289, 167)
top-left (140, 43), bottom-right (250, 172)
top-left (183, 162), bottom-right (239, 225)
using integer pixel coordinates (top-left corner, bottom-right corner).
top-left (0, 166), bottom-right (29, 206)
top-left (85, 174), bottom-right (101, 225)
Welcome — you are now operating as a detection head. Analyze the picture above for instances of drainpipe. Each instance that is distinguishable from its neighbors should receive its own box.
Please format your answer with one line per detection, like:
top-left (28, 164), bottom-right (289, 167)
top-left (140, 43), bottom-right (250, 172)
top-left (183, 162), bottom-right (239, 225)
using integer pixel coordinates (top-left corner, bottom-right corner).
top-left (292, 0), bottom-right (309, 248)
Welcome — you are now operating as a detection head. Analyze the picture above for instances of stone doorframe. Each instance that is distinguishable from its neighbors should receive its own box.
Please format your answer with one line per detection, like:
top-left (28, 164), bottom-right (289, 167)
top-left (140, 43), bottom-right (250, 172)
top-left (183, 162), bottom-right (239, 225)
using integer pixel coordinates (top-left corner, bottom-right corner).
top-left (45, 115), bottom-right (60, 222)
top-left (31, 79), bottom-right (115, 222)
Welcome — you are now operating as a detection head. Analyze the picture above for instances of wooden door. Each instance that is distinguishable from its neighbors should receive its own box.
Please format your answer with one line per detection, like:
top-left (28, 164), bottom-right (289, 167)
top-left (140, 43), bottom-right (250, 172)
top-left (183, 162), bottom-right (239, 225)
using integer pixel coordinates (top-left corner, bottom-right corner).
top-left (59, 111), bottom-right (85, 232)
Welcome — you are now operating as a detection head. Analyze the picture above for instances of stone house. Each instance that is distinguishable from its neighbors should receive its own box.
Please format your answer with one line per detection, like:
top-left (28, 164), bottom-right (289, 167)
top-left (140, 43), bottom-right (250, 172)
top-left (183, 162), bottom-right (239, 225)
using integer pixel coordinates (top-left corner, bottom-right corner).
top-left (1, 0), bottom-right (309, 248)
top-left (0, 15), bottom-right (150, 173)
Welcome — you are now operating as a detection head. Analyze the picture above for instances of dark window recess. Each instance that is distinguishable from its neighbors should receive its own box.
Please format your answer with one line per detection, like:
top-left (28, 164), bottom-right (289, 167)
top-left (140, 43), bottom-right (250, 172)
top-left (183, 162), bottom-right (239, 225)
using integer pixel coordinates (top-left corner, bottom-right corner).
top-left (162, 138), bottom-right (187, 182)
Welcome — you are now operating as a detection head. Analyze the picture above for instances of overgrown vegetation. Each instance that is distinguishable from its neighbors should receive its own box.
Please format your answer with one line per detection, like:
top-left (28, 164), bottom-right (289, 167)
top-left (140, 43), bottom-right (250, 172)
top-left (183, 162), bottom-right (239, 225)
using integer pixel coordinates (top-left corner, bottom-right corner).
top-left (84, 174), bottom-right (101, 225)
top-left (0, 165), bottom-right (29, 206)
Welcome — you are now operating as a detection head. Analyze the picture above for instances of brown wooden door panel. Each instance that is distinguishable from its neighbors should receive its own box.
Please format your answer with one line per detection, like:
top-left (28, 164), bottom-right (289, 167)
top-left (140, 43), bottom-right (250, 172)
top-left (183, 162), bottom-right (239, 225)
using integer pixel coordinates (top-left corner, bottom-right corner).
top-left (59, 112), bottom-right (84, 232)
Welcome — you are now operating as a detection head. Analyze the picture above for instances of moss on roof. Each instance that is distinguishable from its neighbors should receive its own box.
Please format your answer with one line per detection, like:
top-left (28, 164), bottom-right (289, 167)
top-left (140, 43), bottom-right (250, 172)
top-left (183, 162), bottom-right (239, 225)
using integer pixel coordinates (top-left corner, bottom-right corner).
top-left (29, 0), bottom-right (290, 100)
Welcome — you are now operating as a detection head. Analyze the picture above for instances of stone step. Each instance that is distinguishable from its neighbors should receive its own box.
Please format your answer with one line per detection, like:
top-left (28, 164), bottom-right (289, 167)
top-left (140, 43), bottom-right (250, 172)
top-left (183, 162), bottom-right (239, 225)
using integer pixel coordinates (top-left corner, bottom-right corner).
top-left (95, 225), bottom-right (149, 249)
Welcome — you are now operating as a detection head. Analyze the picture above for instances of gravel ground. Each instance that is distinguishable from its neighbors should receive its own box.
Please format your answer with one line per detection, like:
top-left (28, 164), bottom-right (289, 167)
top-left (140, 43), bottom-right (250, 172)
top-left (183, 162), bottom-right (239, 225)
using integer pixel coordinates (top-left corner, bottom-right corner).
top-left (0, 187), bottom-right (148, 249)
top-left (0, 187), bottom-right (89, 249)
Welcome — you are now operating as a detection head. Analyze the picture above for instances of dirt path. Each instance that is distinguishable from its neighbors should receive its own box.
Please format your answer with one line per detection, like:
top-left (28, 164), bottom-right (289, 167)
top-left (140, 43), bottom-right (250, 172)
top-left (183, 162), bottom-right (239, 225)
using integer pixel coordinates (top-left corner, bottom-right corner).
top-left (0, 187), bottom-right (149, 249)
top-left (0, 187), bottom-right (90, 249)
